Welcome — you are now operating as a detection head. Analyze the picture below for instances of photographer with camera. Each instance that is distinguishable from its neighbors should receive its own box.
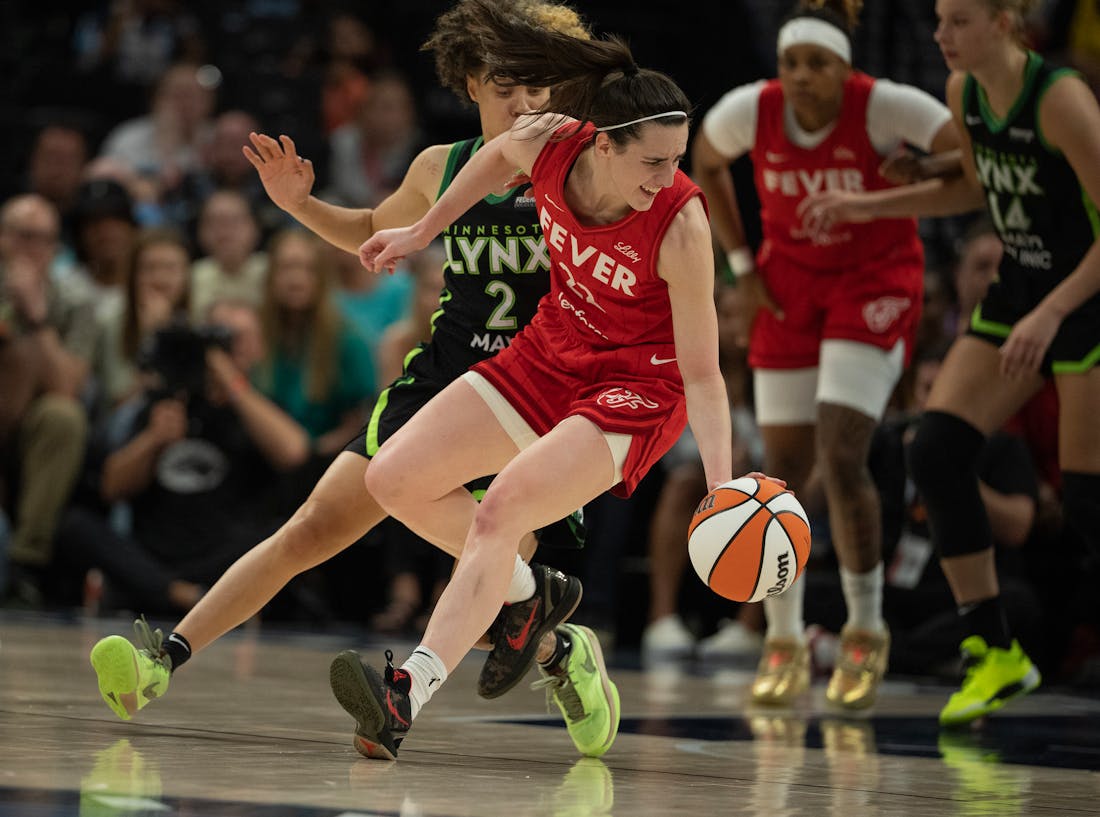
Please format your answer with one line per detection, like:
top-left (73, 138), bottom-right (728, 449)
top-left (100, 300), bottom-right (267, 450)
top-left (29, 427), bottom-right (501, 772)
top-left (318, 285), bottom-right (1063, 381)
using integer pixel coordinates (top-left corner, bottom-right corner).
top-left (53, 293), bottom-right (309, 614)
top-left (0, 193), bottom-right (94, 608)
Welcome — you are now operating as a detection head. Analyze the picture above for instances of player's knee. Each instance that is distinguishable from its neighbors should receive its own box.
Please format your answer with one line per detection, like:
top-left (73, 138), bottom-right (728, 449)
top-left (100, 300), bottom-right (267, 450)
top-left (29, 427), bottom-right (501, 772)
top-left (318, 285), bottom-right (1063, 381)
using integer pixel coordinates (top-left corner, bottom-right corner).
top-left (907, 410), bottom-right (984, 495)
top-left (363, 447), bottom-right (412, 510)
top-left (816, 434), bottom-right (869, 485)
top-left (470, 485), bottom-right (526, 547)
top-left (277, 500), bottom-right (346, 567)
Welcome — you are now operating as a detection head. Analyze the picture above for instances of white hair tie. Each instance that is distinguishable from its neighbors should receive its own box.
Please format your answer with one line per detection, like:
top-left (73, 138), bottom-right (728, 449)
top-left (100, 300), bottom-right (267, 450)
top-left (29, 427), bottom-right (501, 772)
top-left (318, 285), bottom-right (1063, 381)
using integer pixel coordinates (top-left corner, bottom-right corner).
top-left (777, 18), bottom-right (851, 63)
top-left (595, 110), bottom-right (688, 132)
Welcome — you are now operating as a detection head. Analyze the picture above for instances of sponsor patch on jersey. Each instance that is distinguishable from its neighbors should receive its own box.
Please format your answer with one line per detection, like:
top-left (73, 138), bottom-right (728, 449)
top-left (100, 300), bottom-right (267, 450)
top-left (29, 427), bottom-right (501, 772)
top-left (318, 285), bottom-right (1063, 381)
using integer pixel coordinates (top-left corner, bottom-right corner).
top-left (514, 195), bottom-right (536, 209)
top-left (862, 296), bottom-right (912, 333)
top-left (596, 387), bottom-right (660, 410)
top-left (833, 146), bottom-right (857, 161)
top-left (1008, 127), bottom-right (1036, 143)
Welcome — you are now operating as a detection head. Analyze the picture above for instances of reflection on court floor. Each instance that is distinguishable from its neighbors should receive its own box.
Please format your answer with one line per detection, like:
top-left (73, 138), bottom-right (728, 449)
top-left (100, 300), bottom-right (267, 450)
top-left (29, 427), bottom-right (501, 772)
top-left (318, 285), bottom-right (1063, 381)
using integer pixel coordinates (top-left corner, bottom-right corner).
top-left (1, 613), bottom-right (1097, 817)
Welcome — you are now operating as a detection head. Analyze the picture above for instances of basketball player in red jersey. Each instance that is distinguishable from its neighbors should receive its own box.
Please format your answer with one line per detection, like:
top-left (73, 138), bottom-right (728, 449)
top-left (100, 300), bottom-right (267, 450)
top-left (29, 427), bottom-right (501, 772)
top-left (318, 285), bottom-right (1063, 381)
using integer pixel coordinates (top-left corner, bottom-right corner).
top-left (692, 0), bottom-right (962, 710)
top-left (321, 0), bottom-right (775, 760)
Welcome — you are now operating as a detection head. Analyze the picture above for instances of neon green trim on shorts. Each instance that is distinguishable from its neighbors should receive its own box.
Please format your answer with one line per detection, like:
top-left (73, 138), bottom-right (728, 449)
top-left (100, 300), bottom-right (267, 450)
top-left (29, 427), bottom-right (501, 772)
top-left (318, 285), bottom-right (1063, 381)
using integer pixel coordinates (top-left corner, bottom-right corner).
top-left (1052, 340), bottom-right (1100, 374)
top-left (366, 346), bottom-right (426, 456)
top-left (969, 303), bottom-right (1013, 338)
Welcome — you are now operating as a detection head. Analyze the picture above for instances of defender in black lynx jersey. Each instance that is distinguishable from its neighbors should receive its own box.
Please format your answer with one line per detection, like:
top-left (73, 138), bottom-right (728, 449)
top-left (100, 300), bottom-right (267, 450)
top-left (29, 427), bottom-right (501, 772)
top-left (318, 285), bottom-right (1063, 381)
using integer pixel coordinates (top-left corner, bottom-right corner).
top-left (797, 0), bottom-right (1100, 728)
top-left (362, 136), bottom-right (550, 455)
top-left (962, 51), bottom-right (1100, 371)
top-left (88, 1), bottom-right (617, 762)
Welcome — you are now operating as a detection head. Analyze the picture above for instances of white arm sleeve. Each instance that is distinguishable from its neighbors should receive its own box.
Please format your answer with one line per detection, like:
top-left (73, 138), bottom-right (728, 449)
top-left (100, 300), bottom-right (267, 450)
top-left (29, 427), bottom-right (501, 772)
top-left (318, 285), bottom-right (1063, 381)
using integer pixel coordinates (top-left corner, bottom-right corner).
top-left (700, 80), bottom-right (766, 159)
top-left (866, 79), bottom-right (953, 155)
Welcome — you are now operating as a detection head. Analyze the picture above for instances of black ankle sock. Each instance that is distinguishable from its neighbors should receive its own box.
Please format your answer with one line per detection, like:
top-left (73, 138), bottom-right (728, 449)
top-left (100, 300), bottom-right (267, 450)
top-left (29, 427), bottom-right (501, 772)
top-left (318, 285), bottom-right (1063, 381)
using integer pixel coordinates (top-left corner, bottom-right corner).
top-left (958, 596), bottom-right (1011, 649)
top-left (539, 630), bottom-right (571, 671)
top-left (162, 632), bottom-right (192, 672)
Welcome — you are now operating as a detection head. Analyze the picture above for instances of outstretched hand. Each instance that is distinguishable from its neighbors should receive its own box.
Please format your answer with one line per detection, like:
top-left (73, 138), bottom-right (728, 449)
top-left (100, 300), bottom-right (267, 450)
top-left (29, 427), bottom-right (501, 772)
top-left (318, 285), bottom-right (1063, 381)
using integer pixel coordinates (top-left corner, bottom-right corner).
top-left (359, 225), bottom-right (430, 274)
top-left (243, 132), bottom-right (314, 213)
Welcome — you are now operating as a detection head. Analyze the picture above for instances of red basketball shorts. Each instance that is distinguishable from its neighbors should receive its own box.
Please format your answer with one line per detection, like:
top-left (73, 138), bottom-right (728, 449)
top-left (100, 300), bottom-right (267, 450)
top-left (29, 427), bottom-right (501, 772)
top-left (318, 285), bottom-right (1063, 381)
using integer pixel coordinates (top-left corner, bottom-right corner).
top-left (471, 315), bottom-right (686, 498)
top-left (748, 244), bottom-right (924, 370)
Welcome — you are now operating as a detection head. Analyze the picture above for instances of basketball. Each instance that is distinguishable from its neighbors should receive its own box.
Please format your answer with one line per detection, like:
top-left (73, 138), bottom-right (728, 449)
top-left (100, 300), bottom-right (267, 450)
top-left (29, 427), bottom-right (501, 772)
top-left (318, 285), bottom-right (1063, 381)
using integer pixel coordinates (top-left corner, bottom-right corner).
top-left (687, 476), bottom-right (811, 603)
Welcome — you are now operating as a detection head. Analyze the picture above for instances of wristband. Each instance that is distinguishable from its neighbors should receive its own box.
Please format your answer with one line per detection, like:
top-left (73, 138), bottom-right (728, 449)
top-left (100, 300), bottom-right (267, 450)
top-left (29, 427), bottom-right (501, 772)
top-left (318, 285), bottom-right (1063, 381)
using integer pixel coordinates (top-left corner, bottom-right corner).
top-left (726, 247), bottom-right (754, 278)
top-left (721, 246), bottom-right (756, 278)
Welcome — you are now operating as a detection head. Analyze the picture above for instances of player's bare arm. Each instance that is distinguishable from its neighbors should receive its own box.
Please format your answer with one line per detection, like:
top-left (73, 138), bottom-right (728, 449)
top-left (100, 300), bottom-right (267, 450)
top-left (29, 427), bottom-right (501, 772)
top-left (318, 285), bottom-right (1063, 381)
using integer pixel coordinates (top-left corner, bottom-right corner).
top-left (1031, 74), bottom-right (1100, 319)
top-left (659, 197), bottom-right (733, 490)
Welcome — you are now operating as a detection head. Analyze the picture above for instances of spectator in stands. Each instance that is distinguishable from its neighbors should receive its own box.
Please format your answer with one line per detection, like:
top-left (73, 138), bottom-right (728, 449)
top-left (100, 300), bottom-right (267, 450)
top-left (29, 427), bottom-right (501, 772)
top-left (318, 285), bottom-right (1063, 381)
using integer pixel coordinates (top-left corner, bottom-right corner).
top-left (327, 233), bottom-right (412, 350)
top-left (54, 297), bottom-right (308, 614)
top-left (98, 62), bottom-right (217, 201)
top-left (189, 190), bottom-right (267, 321)
top-left (94, 228), bottom-right (192, 416)
top-left (324, 70), bottom-right (423, 208)
top-left (23, 120), bottom-right (91, 256)
top-left (168, 109), bottom-right (292, 245)
top-left (254, 229), bottom-right (376, 459)
top-left (0, 194), bottom-right (94, 606)
top-left (70, 178), bottom-right (140, 328)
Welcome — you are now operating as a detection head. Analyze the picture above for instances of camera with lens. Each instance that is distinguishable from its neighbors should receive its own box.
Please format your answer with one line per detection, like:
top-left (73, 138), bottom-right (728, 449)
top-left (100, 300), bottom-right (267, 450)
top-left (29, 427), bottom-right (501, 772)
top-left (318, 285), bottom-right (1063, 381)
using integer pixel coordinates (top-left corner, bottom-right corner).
top-left (139, 322), bottom-right (234, 399)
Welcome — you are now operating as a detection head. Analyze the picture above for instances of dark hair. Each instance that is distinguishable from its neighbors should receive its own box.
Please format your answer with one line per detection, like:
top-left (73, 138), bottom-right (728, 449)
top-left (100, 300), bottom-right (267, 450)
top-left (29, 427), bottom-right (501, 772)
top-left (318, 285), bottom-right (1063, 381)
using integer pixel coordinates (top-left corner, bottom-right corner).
top-left (458, 0), bottom-right (690, 144)
top-left (422, 0), bottom-right (591, 102)
top-left (783, 0), bottom-right (863, 33)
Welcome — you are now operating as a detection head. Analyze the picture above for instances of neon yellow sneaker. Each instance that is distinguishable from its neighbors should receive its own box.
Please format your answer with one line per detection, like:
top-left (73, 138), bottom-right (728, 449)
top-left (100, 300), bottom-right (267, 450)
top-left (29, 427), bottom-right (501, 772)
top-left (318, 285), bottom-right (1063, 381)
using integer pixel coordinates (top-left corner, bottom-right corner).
top-left (533, 624), bottom-right (620, 757)
top-left (939, 636), bottom-right (1041, 727)
top-left (89, 617), bottom-right (172, 721)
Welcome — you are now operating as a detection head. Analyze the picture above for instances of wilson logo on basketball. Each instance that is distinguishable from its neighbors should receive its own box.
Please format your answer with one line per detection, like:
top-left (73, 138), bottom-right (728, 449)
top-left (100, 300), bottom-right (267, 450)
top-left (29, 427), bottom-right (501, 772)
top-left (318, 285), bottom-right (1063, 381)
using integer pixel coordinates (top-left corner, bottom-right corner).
top-left (766, 552), bottom-right (791, 597)
top-left (862, 296), bottom-right (912, 333)
top-left (596, 387), bottom-right (659, 410)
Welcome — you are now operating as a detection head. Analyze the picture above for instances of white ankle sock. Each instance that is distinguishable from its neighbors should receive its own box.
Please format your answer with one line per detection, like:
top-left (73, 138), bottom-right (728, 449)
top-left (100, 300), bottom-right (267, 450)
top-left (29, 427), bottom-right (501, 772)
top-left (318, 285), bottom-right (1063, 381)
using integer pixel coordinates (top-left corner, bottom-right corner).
top-left (401, 645), bottom-right (448, 719)
top-left (764, 577), bottom-right (806, 642)
top-left (840, 562), bottom-right (886, 633)
top-left (504, 554), bottom-right (536, 603)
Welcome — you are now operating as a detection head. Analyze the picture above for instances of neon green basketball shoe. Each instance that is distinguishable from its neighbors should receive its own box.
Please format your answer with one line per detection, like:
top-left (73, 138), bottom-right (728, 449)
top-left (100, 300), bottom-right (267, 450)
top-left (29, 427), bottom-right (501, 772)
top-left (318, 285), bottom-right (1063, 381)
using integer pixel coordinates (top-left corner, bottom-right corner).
top-left (89, 616), bottom-right (172, 721)
top-left (533, 624), bottom-right (620, 758)
top-left (939, 636), bottom-right (1041, 727)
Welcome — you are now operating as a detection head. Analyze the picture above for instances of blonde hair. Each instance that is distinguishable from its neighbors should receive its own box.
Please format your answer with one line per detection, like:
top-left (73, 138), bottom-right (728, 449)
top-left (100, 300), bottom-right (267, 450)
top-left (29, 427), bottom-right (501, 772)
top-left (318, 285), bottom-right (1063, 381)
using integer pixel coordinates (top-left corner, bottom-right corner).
top-left (979, 0), bottom-right (1042, 38)
top-left (257, 229), bottom-right (340, 404)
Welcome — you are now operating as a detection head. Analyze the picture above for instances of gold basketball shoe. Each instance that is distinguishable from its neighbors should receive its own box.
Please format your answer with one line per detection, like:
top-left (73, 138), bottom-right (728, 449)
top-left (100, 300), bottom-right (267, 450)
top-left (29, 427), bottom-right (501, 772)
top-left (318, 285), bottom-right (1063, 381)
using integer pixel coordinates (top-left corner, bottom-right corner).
top-left (825, 626), bottom-right (890, 710)
top-left (751, 637), bottom-right (810, 705)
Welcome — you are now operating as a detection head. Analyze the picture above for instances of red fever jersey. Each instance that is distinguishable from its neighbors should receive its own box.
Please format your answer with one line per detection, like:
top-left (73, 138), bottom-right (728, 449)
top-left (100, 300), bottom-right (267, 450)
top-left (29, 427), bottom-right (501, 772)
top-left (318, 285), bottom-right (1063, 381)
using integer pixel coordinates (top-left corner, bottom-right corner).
top-left (470, 121), bottom-right (705, 496)
top-left (746, 73), bottom-right (925, 370)
top-left (751, 72), bottom-right (921, 270)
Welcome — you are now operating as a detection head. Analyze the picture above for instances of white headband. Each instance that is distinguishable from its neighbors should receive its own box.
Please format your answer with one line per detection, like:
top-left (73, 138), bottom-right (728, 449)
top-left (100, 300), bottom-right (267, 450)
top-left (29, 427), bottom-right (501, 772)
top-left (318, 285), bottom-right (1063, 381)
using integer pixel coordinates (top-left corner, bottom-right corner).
top-left (595, 110), bottom-right (688, 132)
top-left (777, 18), bottom-right (851, 63)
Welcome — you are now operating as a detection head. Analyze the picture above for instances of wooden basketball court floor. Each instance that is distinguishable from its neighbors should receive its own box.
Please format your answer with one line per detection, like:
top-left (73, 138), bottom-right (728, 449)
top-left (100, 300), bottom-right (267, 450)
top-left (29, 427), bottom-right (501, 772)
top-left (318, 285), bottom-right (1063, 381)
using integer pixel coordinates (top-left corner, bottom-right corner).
top-left (2, 611), bottom-right (1098, 817)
